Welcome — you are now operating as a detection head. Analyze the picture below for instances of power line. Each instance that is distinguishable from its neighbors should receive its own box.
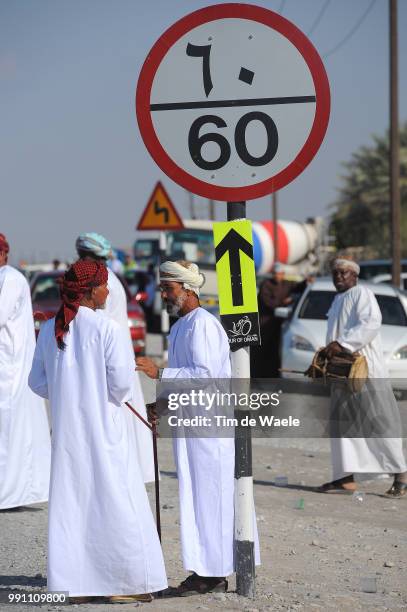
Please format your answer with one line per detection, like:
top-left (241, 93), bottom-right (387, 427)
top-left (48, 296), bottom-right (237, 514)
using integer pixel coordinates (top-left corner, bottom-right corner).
top-left (307, 0), bottom-right (331, 37)
top-left (323, 0), bottom-right (377, 58)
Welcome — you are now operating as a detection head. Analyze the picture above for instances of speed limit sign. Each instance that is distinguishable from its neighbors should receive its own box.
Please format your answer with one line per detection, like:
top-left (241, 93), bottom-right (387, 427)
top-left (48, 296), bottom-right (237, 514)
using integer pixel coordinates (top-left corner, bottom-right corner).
top-left (136, 3), bottom-right (330, 201)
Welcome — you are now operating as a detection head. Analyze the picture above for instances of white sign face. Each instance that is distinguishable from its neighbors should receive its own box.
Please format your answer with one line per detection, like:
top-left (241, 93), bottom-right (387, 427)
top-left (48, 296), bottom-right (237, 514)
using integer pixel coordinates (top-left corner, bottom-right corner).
top-left (136, 4), bottom-right (330, 201)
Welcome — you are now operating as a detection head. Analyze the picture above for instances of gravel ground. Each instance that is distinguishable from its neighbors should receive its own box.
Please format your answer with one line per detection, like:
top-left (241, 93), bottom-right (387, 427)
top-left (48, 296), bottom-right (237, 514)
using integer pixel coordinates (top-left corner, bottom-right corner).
top-left (2, 336), bottom-right (406, 611)
top-left (1, 434), bottom-right (406, 612)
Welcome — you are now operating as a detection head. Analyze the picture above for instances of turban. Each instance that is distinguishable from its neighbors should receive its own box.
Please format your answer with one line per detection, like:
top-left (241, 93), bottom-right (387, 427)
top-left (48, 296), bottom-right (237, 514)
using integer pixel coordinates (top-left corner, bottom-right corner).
top-left (160, 260), bottom-right (205, 296)
top-left (0, 233), bottom-right (9, 254)
top-left (332, 257), bottom-right (360, 275)
top-left (75, 232), bottom-right (112, 259)
top-left (55, 260), bottom-right (108, 349)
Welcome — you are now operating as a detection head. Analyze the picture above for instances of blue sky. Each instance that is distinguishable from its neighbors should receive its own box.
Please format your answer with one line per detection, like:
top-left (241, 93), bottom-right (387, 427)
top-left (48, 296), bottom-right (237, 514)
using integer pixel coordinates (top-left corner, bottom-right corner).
top-left (1, 0), bottom-right (406, 264)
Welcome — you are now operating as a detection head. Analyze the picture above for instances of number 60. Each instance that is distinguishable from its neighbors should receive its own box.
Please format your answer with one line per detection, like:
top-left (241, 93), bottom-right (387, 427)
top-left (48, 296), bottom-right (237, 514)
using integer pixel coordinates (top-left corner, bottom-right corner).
top-left (188, 111), bottom-right (278, 171)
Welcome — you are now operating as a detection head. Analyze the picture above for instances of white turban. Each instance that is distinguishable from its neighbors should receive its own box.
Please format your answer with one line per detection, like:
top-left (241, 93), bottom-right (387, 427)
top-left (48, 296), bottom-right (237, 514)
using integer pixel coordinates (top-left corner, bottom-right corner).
top-left (160, 261), bottom-right (205, 296)
top-left (332, 258), bottom-right (360, 275)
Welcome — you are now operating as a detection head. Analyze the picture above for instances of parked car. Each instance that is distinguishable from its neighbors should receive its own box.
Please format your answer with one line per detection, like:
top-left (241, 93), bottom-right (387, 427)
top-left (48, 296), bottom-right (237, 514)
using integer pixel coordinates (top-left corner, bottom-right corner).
top-left (30, 270), bottom-right (146, 354)
top-left (371, 273), bottom-right (407, 292)
top-left (277, 278), bottom-right (407, 379)
top-left (358, 259), bottom-right (407, 281)
top-left (19, 262), bottom-right (67, 282)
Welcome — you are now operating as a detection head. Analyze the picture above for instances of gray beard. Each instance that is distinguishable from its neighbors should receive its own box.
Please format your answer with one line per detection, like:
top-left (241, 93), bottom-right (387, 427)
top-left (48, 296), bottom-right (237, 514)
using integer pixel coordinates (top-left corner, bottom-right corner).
top-left (166, 294), bottom-right (186, 317)
top-left (166, 303), bottom-right (181, 317)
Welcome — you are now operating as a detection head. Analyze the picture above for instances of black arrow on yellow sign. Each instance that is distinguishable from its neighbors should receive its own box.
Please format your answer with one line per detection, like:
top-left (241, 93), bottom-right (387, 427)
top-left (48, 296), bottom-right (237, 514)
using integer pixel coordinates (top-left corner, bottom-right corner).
top-left (215, 229), bottom-right (253, 306)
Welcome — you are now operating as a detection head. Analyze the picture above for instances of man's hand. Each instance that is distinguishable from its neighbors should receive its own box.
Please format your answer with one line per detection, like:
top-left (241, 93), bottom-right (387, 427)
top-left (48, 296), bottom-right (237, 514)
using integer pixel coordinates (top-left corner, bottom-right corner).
top-left (136, 356), bottom-right (159, 379)
top-left (146, 402), bottom-right (159, 426)
top-left (324, 341), bottom-right (344, 360)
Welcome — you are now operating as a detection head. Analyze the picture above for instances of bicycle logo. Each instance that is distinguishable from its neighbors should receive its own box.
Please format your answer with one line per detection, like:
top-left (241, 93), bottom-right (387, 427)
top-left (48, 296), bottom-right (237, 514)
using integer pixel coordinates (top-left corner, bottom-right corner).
top-left (229, 315), bottom-right (252, 337)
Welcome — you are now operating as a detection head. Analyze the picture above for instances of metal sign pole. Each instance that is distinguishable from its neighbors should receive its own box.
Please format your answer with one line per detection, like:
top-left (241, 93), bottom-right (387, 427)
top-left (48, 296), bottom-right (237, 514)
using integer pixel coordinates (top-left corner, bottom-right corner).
top-left (228, 201), bottom-right (255, 599)
top-left (159, 231), bottom-right (169, 360)
top-left (272, 191), bottom-right (279, 263)
top-left (136, 5), bottom-right (331, 601)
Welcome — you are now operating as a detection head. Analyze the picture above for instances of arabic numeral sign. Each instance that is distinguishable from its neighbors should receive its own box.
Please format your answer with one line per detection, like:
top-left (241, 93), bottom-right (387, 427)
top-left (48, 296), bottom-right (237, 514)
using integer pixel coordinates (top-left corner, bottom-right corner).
top-left (137, 4), bottom-right (329, 201)
top-left (188, 112), bottom-right (279, 170)
top-left (188, 115), bottom-right (231, 170)
top-left (186, 42), bottom-right (279, 170)
top-left (235, 112), bottom-right (278, 166)
top-left (186, 43), bottom-right (213, 97)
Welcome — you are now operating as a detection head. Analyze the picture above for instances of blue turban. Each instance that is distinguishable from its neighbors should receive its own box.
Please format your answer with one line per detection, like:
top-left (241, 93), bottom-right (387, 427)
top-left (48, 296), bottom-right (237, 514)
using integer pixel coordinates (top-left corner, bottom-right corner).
top-left (76, 232), bottom-right (112, 259)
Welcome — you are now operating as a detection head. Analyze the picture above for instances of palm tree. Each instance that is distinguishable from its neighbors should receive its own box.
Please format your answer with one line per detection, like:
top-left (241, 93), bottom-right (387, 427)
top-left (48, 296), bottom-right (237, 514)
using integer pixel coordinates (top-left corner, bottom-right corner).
top-left (330, 123), bottom-right (407, 257)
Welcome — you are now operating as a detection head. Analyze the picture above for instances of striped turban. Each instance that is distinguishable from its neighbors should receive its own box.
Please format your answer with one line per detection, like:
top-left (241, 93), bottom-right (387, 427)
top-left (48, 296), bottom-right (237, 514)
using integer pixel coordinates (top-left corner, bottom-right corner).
top-left (332, 257), bottom-right (360, 275)
top-left (75, 232), bottom-right (112, 259)
top-left (159, 260), bottom-right (205, 296)
top-left (55, 260), bottom-right (108, 349)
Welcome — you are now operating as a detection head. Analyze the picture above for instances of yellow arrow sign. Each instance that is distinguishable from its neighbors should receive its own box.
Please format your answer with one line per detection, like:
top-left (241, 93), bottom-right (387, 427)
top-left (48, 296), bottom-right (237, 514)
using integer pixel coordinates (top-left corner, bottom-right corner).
top-left (137, 181), bottom-right (184, 230)
top-left (213, 220), bottom-right (258, 315)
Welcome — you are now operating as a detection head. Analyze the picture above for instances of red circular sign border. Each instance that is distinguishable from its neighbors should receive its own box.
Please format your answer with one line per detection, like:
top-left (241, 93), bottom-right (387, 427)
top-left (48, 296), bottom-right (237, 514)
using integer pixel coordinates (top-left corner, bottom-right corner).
top-left (136, 3), bottom-right (330, 201)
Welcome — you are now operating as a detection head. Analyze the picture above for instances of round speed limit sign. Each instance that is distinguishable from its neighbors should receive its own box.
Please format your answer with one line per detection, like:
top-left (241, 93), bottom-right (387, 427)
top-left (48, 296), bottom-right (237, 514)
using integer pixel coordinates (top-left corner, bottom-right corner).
top-left (136, 3), bottom-right (330, 201)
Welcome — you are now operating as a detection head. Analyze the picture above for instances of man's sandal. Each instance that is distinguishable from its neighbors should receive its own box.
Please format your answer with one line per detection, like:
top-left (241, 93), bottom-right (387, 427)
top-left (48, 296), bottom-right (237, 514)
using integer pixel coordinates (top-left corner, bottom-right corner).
top-left (316, 479), bottom-right (357, 494)
top-left (384, 481), bottom-right (407, 498)
top-left (167, 573), bottom-right (228, 597)
top-left (69, 597), bottom-right (96, 604)
top-left (105, 593), bottom-right (153, 603)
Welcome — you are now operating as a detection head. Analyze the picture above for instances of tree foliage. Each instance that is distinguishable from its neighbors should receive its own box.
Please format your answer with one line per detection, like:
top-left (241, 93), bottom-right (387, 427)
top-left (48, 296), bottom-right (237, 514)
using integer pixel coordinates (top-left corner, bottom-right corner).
top-left (330, 123), bottom-right (407, 257)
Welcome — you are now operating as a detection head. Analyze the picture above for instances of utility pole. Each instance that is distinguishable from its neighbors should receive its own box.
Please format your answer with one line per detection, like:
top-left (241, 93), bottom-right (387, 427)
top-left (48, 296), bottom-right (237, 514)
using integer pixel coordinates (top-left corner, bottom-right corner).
top-left (188, 190), bottom-right (197, 219)
top-left (272, 191), bottom-right (279, 264)
top-left (390, 0), bottom-right (401, 286)
top-left (208, 199), bottom-right (215, 220)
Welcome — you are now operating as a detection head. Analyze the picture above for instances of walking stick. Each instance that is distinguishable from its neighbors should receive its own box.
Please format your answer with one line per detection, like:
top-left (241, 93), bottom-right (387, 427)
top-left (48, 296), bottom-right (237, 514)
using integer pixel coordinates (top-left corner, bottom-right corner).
top-left (151, 421), bottom-right (161, 541)
top-left (124, 401), bottom-right (161, 542)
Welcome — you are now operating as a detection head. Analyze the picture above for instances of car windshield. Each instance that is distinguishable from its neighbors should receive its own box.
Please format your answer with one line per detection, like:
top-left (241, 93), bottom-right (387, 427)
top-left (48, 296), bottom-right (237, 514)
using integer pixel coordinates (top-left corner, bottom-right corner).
top-left (359, 261), bottom-right (407, 280)
top-left (134, 240), bottom-right (156, 258)
top-left (166, 230), bottom-right (215, 265)
top-left (298, 291), bottom-right (335, 320)
top-left (298, 290), bottom-right (407, 327)
top-left (376, 294), bottom-right (407, 326)
top-left (31, 275), bottom-right (61, 302)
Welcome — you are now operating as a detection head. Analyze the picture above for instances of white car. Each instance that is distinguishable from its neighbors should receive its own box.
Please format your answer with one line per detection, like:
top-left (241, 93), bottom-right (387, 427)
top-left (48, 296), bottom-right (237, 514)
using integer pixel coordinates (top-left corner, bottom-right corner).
top-left (278, 278), bottom-right (407, 379)
top-left (370, 273), bottom-right (407, 292)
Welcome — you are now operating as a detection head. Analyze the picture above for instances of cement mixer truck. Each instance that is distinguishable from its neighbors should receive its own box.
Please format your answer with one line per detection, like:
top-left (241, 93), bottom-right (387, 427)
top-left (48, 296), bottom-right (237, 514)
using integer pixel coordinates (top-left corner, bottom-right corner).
top-left (133, 217), bottom-right (323, 322)
top-left (252, 218), bottom-right (323, 276)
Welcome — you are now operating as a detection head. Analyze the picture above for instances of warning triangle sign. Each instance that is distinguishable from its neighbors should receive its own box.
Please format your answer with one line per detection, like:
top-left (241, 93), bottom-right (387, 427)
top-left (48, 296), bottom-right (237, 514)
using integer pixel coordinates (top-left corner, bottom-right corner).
top-left (137, 182), bottom-right (184, 231)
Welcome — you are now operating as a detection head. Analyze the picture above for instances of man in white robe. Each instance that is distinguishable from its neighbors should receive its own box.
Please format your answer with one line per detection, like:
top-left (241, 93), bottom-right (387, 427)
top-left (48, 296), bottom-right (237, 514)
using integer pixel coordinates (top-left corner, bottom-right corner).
top-left (137, 260), bottom-right (259, 595)
top-left (75, 232), bottom-right (155, 483)
top-left (318, 256), bottom-right (407, 498)
top-left (0, 233), bottom-right (50, 510)
top-left (28, 260), bottom-right (167, 603)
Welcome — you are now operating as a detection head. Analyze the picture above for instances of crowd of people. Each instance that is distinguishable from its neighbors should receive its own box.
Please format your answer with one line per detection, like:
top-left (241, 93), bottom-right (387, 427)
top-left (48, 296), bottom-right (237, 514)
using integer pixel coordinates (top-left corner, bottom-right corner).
top-left (1, 231), bottom-right (256, 602)
top-left (1, 229), bottom-right (406, 603)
